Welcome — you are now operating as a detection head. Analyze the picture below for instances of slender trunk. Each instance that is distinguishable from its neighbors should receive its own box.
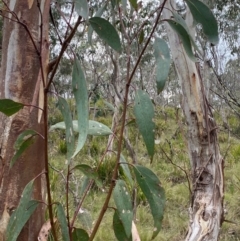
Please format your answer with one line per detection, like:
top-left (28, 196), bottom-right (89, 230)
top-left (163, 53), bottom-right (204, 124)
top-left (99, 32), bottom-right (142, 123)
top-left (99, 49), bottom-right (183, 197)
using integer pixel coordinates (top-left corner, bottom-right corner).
top-left (163, 2), bottom-right (224, 240)
top-left (0, 1), bottom-right (50, 240)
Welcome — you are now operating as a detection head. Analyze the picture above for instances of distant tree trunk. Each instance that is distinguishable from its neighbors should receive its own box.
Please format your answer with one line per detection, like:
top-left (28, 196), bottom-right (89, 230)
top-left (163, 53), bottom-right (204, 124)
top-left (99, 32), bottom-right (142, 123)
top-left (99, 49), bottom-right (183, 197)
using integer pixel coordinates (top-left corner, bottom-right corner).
top-left (164, 2), bottom-right (224, 240)
top-left (0, 1), bottom-right (50, 240)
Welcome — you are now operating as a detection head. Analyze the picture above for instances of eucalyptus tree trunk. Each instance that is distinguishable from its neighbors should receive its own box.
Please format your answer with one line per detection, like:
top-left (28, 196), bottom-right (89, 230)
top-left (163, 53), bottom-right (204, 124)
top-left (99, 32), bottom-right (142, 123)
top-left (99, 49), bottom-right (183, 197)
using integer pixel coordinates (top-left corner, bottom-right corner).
top-left (0, 1), bottom-right (50, 240)
top-left (163, 2), bottom-right (224, 240)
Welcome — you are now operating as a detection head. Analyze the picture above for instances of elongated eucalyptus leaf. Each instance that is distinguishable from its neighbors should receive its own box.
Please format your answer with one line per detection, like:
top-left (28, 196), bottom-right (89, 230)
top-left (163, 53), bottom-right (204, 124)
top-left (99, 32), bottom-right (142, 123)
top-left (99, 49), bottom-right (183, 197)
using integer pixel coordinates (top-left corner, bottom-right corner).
top-left (185, 0), bottom-right (219, 45)
top-left (133, 90), bottom-right (155, 161)
top-left (113, 180), bottom-right (133, 238)
top-left (89, 17), bottom-right (122, 53)
top-left (72, 228), bottom-right (89, 241)
top-left (119, 154), bottom-right (133, 186)
top-left (88, 2), bottom-right (108, 45)
top-left (72, 58), bottom-right (89, 158)
top-left (73, 164), bottom-right (102, 188)
top-left (10, 129), bottom-right (38, 168)
top-left (49, 120), bottom-right (112, 136)
top-left (153, 38), bottom-right (171, 94)
top-left (128, 0), bottom-right (138, 10)
top-left (113, 211), bottom-right (132, 241)
top-left (58, 97), bottom-right (75, 160)
top-left (166, 19), bottom-right (196, 61)
top-left (75, 0), bottom-right (89, 19)
top-left (133, 165), bottom-right (165, 239)
top-left (56, 203), bottom-right (70, 241)
top-left (6, 180), bottom-right (39, 241)
top-left (0, 99), bottom-right (24, 116)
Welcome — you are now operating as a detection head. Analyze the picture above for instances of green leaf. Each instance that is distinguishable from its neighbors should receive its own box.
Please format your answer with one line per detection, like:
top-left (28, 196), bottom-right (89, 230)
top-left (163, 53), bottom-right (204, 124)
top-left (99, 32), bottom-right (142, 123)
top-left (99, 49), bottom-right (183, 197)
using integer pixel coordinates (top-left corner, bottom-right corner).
top-left (185, 0), bottom-right (219, 45)
top-left (89, 17), bottom-right (122, 53)
top-left (113, 210), bottom-right (132, 241)
top-left (72, 228), bottom-right (89, 241)
top-left (75, 0), bottom-right (89, 19)
top-left (73, 164), bottom-right (103, 188)
top-left (58, 97), bottom-right (75, 160)
top-left (10, 130), bottom-right (38, 168)
top-left (88, 2), bottom-right (108, 45)
top-left (49, 120), bottom-right (112, 136)
top-left (0, 99), bottom-right (24, 116)
top-left (6, 180), bottom-right (39, 241)
top-left (128, 0), bottom-right (138, 11)
top-left (103, 100), bottom-right (115, 111)
top-left (133, 90), bottom-right (155, 161)
top-left (133, 165), bottom-right (165, 239)
top-left (56, 203), bottom-right (70, 241)
top-left (139, 30), bottom-right (144, 44)
top-left (166, 19), bottom-right (196, 61)
top-left (153, 38), bottom-right (171, 94)
top-left (119, 154), bottom-right (133, 186)
top-left (113, 180), bottom-right (133, 238)
top-left (72, 58), bottom-right (89, 158)
top-left (77, 208), bottom-right (93, 232)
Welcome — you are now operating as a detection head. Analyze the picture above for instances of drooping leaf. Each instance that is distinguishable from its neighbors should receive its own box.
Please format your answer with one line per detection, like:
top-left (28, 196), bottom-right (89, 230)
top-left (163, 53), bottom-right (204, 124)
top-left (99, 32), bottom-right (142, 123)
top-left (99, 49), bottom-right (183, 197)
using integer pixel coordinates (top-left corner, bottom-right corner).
top-left (185, 0), bottom-right (219, 45)
top-left (119, 154), bottom-right (133, 186)
top-left (128, 0), bottom-right (138, 11)
top-left (153, 38), bottom-right (171, 94)
top-left (72, 58), bottom-right (89, 158)
top-left (113, 180), bottom-right (133, 238)
top-left (166, 19), bottom-right (196, 61)
top-left (79, 176), bottom-right (90, 198)
top-left (56, 203), bottom-right (70, 241)
top-left (10, 129), bottom-right (38, 168)
top-left (73, 164), bottom-right (102, 188)
top-left (89, 17), bottom-right (122, 53)
top-left (0, 99), bottom-right (24, 116)
top-left (113, 211), bottom-right (132, 241)
top-left (88, 2), bottom-right (108, 45)
top-left (133, 165), bottom-right (165, 239)
top-left (6, 180), bottom-right (39, 241)
top-left (72, 228), bottom-right (89, 241)
top-left (75, 0), bottom-right (89, 19)
top-left (172, 12), bottom-right (200, 53)
top-left (77, 208), bottom-right (93, 232)
top-left (49, 120), bottom-right (112, 136)
top-left (139, 30), bottom-right (144, 44)
top-left (58, 97), bottom-right (75, 160)
top-left (133, 90), bottom-right (155, 161)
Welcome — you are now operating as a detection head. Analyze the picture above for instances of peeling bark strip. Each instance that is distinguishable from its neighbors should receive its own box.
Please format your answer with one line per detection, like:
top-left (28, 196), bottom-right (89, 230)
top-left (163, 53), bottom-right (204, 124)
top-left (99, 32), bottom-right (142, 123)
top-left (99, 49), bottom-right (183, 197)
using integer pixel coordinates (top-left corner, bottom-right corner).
top-left (0, 0), bottom-right (50, 240)
top-left (163, 2), bottom-right (224, 241)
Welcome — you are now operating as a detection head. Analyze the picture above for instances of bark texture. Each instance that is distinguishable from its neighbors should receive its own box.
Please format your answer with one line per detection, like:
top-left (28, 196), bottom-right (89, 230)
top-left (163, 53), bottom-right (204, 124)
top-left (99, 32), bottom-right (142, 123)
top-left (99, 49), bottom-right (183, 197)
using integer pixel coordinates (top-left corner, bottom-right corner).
top-left (0, 0), bottom-right (50, 240)
top-left (163, 2), bottom-right (224, 240)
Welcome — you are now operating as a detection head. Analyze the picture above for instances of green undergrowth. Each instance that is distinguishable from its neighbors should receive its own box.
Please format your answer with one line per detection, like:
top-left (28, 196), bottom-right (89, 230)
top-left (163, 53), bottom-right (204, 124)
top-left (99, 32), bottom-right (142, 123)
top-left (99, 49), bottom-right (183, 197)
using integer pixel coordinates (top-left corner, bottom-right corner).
top-left (48, 104), bottom-right (240, 240)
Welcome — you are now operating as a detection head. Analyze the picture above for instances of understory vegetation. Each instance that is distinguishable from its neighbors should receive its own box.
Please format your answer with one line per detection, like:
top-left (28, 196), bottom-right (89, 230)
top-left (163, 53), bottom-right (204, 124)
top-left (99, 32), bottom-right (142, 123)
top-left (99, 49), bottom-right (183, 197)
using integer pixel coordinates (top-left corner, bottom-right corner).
top-left (49, 101), bottom-right (240, 241)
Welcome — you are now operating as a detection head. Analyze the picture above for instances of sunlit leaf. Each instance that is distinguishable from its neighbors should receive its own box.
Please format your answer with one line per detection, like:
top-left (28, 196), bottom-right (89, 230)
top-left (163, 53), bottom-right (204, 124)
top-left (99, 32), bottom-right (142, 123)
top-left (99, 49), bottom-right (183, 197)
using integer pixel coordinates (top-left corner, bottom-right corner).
top-left (72, 228), bottom-right (89, 241)
top-left (89, 17), bottom-right (122, 53)
top-left (133, 165), bottom-right (165, 239)
top-left (6, 180), bottom-right (39, 241)
top-left (75, 0), bottom-right (89, 19)
top-left (73, 164), bottom-right (102, 188)
top-left (10, 130), bottom-right (38, 168)
top-left (166, 19), bottom-right (196, 61)
top-left (49, 120), bottom-right (112, 136)
top-left (58, 97), bottom-right (75, 160)
top-left (128, 0), bottom-right (138, 11)
top-left (133, 90), bottom-right (155, 161)
top-left (56, 203), bottom-right (70, 241)
top-left (113, 210), bottom-right (132, 241)
top-left (185, 0), bottom-right (219, 45)
top-left (113, 180), bottom-right (133, 238)
top-left (0, 99), bottom-right (24, 116)
top-left (153, 37), bottom-right (171, 94)
top-left (72, 58), bottom-right (89, 158)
